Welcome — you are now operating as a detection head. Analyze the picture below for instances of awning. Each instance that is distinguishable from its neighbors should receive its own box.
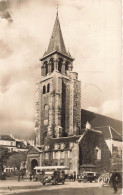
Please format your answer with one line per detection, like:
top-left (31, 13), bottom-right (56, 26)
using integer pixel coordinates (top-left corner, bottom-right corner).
top-left (34, 166), bottom-right (69, 170)
top-left (80, 164), bottom-right (96, 168)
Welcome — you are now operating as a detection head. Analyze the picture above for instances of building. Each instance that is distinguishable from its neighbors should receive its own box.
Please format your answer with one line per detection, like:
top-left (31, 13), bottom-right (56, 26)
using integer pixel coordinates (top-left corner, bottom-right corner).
top-left (0, 134), bottom-right (16, 152)
top-left (27, 12), bottom-right (122, 175)
top-left (0, 134), bottom-right (32, 152)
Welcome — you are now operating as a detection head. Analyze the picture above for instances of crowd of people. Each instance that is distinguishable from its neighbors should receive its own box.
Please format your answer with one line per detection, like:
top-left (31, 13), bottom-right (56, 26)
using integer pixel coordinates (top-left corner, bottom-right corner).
top-left (68, 171), bottom-right (76, 181)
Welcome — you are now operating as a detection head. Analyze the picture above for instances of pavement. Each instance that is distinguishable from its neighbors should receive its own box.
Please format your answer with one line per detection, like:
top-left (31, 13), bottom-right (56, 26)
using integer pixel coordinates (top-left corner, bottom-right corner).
top-left (0, 180), bottom-right (122, 195)
top-left (0, 180), bottom-right (99, 195)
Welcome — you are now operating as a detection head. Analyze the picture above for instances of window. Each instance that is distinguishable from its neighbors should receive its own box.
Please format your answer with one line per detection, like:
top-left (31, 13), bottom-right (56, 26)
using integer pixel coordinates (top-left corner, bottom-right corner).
top-left (53, 151), bottom-right (56, 159)
top-left (95, 147), bottom-right (101, 160)
top-left (58, 58), bottom-right (62, 72)
top-left (53, 151), bottom-right (60, 159)
top-left (60, 143), bottom-right (65, 149)
top-left (44, 152), bottom-right (49, 159)
top-left (60, 162), bottom-right (64, 166)
top-left (46, 64), bottom-right (48, 75)
top-left (69, 142), bottom-right (74, 149)
top-left (65, 61), bottom-right (69, 73)
top-left (43, 85), bottom-right (46, 94)
top-left (68, 150), bottom-right (72, 158)
top-left (45, 145), bottom-right (49, 150)
top-left (54, 143), bottom-right (60, 150)
top-left (56, 151), bottom-right (60, 159)
top-left (47, 84), bottom-right (50, 93)
top-left (60, 151), bottom-right (65, 159)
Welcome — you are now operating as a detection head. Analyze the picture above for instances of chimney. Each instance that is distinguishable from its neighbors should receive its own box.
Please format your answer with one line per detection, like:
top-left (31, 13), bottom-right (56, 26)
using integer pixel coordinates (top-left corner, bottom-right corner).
top-left (85, 121), bottom-right (91, 130)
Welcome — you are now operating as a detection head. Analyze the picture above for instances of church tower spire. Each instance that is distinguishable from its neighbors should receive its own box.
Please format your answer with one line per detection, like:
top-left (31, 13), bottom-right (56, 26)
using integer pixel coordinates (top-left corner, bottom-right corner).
top-left (35, 12), bottom-right (81, 146)
top-left (46, 13), bottom-right (67, 56)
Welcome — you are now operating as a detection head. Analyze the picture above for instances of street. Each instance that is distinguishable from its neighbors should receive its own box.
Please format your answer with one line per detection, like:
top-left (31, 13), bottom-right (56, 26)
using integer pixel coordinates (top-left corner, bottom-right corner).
top-left (0, 181), bottom-right (122, 195)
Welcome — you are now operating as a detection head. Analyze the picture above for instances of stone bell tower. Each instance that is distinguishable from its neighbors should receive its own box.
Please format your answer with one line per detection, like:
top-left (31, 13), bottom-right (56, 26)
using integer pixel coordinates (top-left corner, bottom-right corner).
top-left (34, 12), bottom-right (81, 146)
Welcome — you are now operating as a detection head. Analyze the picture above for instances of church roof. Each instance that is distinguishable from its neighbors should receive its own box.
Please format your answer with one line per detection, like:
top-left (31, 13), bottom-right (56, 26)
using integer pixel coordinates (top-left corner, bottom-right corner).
top-left (45, 13), bottom-right (68, 56)
top-left (94, 126), bottom-right (122, 141)
top-left (81, 109), bottom-right (122, 141)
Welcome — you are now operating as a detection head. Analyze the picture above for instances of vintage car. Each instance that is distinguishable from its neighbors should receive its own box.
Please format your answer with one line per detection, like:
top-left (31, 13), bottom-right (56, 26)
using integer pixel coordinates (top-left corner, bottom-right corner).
top-left (42, 170), bottom-right (65, 185)
top-left (78, 171), bottom-right (98, 182)
top-left (34, 166), bottom-right (68, 185)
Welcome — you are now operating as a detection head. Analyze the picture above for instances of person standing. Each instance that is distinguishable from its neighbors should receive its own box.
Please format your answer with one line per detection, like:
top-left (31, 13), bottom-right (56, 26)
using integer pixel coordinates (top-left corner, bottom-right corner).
top-left (110, 170), bottom-right (120, 193)
top-left (73, 171), bottom-right (76, 182)
top-left (18, 171), bottom-right (20, 182)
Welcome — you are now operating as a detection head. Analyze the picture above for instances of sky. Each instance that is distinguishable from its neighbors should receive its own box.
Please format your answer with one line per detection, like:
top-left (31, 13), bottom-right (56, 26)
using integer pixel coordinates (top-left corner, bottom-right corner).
top-left (0, 0), bottom-right (122, 138)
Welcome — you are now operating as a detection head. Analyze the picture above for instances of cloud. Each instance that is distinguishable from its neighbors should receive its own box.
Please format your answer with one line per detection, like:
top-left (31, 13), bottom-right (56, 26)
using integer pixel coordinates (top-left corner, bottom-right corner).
top-left (86, 106), bottom-right (99, 114)
top-left (100, 98), bottom-right (122, 119)
top-left (87, 98), bottom-right (122, 120)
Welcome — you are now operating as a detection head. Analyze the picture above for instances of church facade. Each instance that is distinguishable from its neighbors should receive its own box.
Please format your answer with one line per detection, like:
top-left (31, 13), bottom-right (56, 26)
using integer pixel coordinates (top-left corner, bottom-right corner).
top-left (26, 13), bottom-right (122, 176)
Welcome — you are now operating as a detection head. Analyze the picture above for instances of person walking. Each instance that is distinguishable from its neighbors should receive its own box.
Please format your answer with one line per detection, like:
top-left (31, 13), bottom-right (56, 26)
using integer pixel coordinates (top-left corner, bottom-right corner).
top-left (110, 169), bottom-right (120, 193)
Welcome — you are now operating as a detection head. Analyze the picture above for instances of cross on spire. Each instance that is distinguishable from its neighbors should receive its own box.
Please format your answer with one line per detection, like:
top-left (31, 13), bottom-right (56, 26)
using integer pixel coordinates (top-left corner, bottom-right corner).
top-left (56, 0), bottom-right (59, 15)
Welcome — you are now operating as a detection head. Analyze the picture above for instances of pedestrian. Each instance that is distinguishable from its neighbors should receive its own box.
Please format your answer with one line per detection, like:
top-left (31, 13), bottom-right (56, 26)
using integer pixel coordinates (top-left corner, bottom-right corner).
top-left (110, 169), bottom-right (120, 193)
top-left (30, 173), bottom-right (32, 181)
top-left (21, 172), bottom-right (24, 179)
top-left (73, 171), bottom-right (76, 182)
top-left (18, 171), bottom-right (20, 182)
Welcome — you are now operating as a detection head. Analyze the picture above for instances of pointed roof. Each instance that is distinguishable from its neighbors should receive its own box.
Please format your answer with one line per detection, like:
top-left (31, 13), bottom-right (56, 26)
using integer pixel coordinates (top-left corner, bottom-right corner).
top-left (46, 13), bottom-right (67, 56)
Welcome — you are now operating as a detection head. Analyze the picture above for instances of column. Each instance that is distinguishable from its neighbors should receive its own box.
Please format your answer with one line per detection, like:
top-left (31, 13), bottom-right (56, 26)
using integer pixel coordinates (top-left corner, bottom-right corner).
top-left (41, 66), bottom-right (45, 76)
top-left (68, 63), bottom-right (72, 71)
top-left (43, 64), bottom-right (46, 76)
top-left (48, 62), bottom-right (51, 74)
top-left (54, 58), bottom-right (58, 71)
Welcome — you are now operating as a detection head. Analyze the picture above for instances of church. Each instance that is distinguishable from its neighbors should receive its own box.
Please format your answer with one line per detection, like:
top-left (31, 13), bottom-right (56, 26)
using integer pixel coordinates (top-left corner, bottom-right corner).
top-left (27, 12), bottom-right (122, 176)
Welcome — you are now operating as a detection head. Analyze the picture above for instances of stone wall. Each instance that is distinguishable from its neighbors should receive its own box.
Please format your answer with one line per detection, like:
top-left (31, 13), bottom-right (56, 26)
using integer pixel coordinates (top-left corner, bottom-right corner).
top-left (79, 130), bottom-right (111, 174)
top-left (73, 80), bottom-right (81, 135)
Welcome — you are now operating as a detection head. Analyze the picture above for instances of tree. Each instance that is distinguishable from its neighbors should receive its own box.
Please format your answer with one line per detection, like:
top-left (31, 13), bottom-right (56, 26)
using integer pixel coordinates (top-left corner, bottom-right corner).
top-left (0, 146), bottom-right (9, 172)
top-left (7, 152), bottom-right (27, 170)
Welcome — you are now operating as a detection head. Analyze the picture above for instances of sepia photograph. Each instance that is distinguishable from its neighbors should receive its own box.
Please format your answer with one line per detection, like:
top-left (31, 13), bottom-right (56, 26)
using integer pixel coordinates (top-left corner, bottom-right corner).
top-left (0, 0), bottom-right (122, 194)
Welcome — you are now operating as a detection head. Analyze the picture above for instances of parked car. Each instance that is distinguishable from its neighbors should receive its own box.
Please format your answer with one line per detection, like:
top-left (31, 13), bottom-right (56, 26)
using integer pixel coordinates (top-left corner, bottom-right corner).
top-left (78, 171), bottom-right (98, 182)
top-left (42, 170), bottom-right (65, 185)
top-left (34, 166), bottom-right (68, 185)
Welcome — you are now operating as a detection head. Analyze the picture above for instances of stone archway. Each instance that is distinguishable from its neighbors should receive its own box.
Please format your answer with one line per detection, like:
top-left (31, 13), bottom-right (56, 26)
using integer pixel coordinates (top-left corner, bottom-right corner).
top-left (31, 159), bottom-right (38, 173)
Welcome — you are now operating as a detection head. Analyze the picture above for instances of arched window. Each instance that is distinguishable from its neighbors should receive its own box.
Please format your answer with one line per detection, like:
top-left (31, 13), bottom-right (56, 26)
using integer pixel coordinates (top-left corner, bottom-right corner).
top-left (65, 61), bottom-right (69, 73)
top-left (95, 146), bottom-right (101, 160)
top-left (58, 58), bottom-right (63, 73)
top-left (50, 58), bottom-right (54, 72)
top-left (47, 83), bottom-right (50, 93)
top-left (44, 61), bottom-right (48, 76)
top-left (43, 85), bottom-right (46, 94)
